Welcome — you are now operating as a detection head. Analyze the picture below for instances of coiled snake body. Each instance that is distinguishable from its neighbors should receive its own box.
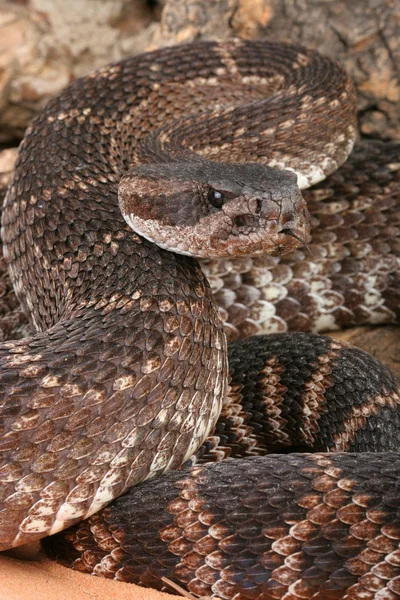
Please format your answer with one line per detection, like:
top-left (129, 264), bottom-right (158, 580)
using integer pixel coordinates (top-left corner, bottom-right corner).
top-left (1, 40), bottom-right (400, 599)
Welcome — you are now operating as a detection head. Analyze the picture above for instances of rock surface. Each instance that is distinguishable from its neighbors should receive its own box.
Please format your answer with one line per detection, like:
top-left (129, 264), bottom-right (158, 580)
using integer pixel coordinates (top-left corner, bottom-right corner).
top-left (0, 0), bottom-right (160, 141)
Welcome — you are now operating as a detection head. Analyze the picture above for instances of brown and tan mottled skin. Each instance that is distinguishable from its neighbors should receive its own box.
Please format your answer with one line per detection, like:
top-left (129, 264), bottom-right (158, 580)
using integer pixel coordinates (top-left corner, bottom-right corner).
top-left (0, 39), bottom-right (399, 598)
top-left (45, 333), bottom-right (400, 599)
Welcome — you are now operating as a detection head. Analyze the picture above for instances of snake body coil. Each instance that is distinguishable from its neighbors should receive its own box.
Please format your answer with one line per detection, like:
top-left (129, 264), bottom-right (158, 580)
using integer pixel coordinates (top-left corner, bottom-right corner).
top-left (1, 40), bottom-right (400, 599)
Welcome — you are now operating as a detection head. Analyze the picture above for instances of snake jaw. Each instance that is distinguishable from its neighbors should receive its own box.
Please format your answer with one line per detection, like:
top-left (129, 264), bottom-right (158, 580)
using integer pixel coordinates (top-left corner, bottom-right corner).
top-left (121, 202), bottom-right (310, 259)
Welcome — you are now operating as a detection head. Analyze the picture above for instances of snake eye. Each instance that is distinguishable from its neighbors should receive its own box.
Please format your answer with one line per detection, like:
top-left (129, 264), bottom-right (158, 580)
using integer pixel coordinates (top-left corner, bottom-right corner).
top-left (208, 188), bottom-right (224, 209)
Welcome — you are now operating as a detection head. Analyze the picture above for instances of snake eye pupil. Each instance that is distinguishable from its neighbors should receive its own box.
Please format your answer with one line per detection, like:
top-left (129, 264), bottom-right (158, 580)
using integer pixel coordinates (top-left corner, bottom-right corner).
top-left (208, 189), bottom-right (224, 209)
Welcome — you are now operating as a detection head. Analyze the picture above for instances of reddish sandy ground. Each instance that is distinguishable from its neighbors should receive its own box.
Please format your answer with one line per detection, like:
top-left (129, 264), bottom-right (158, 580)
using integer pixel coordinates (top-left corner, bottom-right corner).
top-left (0, 543), bottom-right (182, 600)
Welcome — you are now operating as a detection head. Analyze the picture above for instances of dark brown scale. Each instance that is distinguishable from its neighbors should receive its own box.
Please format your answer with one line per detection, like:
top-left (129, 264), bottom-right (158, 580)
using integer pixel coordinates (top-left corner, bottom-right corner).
top-left (0, 39), bottom-right (399, 599)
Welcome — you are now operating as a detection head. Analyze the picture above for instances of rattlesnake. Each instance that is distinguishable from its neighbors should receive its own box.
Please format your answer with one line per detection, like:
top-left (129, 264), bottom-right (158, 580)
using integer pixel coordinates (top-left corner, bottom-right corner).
top-left (1, 40), bottom-right (400, 599)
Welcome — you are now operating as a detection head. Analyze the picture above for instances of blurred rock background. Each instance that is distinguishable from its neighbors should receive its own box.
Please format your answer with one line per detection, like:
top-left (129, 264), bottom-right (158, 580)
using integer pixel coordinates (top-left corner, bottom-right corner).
top-left (0, 0), bottom-right (399, 374)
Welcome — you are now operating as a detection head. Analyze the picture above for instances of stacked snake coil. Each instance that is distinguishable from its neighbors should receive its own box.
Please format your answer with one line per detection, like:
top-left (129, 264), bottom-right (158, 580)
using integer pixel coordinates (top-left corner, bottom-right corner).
top-left (1, 39), bottom-right (400, 599)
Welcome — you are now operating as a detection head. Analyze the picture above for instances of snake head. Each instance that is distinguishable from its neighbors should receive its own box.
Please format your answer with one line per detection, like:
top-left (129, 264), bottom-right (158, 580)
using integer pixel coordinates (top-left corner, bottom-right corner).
top-left (118, 159), bottom-right (311, 258)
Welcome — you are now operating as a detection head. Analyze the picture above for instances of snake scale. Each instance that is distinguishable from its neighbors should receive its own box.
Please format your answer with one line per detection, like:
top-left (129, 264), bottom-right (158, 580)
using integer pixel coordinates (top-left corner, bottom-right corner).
top-left (1, 39), bottom-right (400, 599)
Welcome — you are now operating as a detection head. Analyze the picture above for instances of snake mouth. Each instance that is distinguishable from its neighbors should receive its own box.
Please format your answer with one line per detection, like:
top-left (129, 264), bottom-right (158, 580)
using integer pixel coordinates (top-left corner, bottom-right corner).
top-left (280, 228), bottom-right (312, 255)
